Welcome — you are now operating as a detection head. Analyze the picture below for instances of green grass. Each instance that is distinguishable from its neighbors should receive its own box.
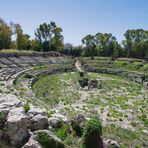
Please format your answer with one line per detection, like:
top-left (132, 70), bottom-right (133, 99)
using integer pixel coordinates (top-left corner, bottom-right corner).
top-left (38, 131), bottom-right (64, 148)
top-left (83, 57), bottom-right (148, 74)
top-left (103, 124), bottom-right (147, 148)
top-left (0, 49), bottom-right (34, 54)
top-left (33, 72), bottom-right (147, 127)
top-left (54, 125), bottom-right (71, 141)
top-left (33, 72), bottom-right (80, 107)
top-left (23, 102), bottom-right (30, 113)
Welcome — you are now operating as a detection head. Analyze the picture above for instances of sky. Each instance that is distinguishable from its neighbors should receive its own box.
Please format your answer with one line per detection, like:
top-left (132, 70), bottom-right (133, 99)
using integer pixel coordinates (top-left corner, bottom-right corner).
top-left (0, 0), bottom-right (148, 45)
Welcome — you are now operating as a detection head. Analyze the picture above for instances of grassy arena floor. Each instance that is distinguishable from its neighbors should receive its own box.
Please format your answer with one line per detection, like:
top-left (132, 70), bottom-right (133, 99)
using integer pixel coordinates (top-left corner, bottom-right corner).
top-left (33, 72), bottom-right (148, 147)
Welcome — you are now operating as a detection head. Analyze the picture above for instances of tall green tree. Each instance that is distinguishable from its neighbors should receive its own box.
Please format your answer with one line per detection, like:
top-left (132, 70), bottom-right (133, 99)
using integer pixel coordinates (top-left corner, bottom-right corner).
top-left (35, 22), bottom-right (51, 51)
top-left (82, 34), bottom-right (97, 58)
top-left (0, 19), bottom-right (12, 49)
top-left (82, 33), bottom-right (118, 57)
top-left (95, 33), bottom-right (117, 56)
top-left (15, 24), bottom-right (24, 50)
top-left (52, 27), bottom-right (64, 51)
top-left (112, 42), bottom-right (123, 58)
top-left (123, 29), bottom-right (148, 58)
top-left (15, 24), bottom-right (30, 50)
top-left (35, 21), bottom-right (63, 52)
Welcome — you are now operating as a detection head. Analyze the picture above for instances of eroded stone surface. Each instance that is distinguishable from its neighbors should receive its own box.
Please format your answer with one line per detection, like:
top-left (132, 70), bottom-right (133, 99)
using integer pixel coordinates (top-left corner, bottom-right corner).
top-left (29, 114), bottom-right (49, 131)
top-left (1, 107), bottom-right (29, 147)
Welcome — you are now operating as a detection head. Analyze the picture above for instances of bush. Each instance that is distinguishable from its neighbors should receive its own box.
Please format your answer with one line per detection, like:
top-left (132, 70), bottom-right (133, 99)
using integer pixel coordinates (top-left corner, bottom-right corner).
top-left (38, 132), bottom-right (64, 148)
top-left (23, 101), bottom-right (30, 113)
top-left (54, 125), bottom-right (71, 140)
top-left (82, 117), bottom-right (103, 148)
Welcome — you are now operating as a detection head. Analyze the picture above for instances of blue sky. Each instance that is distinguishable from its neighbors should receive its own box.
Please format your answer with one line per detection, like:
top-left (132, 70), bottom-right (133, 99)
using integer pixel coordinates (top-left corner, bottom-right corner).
top-left (0, 0), bottom-right (148, 45)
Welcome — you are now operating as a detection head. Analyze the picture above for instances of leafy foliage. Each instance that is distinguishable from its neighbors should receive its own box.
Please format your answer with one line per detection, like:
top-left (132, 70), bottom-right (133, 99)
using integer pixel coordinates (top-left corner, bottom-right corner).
top-left (35, 22), bottom-right (63, 52)
top-left (23, 101), bottom-right (30, 113)
top-left (0, 19), bottom-right (12, 49)
top-left (0, 18), bottom-right (148, 59)
top-left (54, 125), bottom-right (71, 140)
top-left (15, 24), bottom-right (31, 50)
top-left (123, 29), bottom-right (148, 58)
top-left (38, 132), bottom-right (64, 148)
top-left (82, 117), bottom-right (103, 148)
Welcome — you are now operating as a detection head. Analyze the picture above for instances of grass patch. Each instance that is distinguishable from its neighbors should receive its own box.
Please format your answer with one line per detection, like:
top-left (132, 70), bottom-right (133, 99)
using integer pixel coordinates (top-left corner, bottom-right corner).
top-left (103, 124), bottom-right (147, 147)
top-left (33, 72), bottom-right (80, 107)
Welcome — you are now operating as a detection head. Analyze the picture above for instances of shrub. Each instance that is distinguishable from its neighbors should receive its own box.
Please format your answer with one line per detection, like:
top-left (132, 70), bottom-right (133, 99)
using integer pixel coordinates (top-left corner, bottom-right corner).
top-left (23, 101), bottom-right (30, 113)
top-left (47, 110), bottom-right (54, 118)
top-left (82, 117), bottom-right (104, 148)
top-left (64, 135), bottom-right (73, 146)
top-left (54, 125), bottom-right (71, 140)
top-left (38, 132), bottom-right (64, 148)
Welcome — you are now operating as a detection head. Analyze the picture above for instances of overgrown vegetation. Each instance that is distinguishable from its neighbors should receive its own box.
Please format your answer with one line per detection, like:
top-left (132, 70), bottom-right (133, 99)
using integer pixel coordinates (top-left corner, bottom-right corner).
top-left (23, 101), bottom-right (30, 113)
top-left (82, 117), bottom-right (103, 148)
top-left (32, 70), bottom-right (147, 147)
top-left (38, 132), bottom-right (64, 148)
top-left (33, 72), bottom-right (80, 107)
top-left (103, 124), bottom-right (148, 148)
top-left (11, 57), bottom-right (148, 148)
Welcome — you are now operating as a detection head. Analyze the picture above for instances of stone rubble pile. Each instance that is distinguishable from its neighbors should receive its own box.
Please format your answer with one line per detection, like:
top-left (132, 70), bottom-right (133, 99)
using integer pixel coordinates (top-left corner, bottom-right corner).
top-left (0, 95), bottom-right (65, 147)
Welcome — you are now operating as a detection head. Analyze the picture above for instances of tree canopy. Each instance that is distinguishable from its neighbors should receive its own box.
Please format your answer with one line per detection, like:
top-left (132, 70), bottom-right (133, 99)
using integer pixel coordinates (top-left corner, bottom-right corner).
top-left (35, 22), bottom-right (63, 52)
top-left (0, 19), bottom-right (12, 49)
top-left (0, 18), bottom-right (148, 59)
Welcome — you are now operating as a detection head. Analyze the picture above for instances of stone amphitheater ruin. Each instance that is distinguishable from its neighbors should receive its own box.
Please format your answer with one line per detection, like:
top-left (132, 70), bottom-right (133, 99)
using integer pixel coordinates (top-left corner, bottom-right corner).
top-left (0, 52), bottom-right (148, 148)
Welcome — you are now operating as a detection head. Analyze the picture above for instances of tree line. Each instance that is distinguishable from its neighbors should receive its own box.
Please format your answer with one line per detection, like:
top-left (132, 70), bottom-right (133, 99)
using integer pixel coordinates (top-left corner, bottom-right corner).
top-left (0, 18), bottom-right (148, 59)
top-left (64, 30), bottom-right (148, 59)
top-left (0, 18), bottom-right (63, 52)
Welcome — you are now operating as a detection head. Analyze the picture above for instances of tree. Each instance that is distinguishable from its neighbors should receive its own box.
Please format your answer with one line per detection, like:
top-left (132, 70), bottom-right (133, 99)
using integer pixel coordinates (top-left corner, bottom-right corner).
top-left (35, 22), bottom-right (52, 51)
top-left (82, 34), bottom-right (97, 58)
top-left (51, 27), bottom-right (64, 51)
top-left (62, 43), bottom-right (83, 57)
top-left (15, 24), bottom-right (24, 50)
top-left (112, 42), bottom-right (123, 58)
top-left (23, 34), bottom-right (31, 50)
top-left (15, 24), bottom-right (30, 50)
top-left (72, 46), bottom-right (83, 57)
top-left (35, 21), bottom-right (64, 52)
top-left (95, 33), bottom-right (117, 56)
top-left (81, 33), bottom-right (118, 58)
top-left (123, 29), bottom-right (148, 58)
top-left (30, 39), bottom-right (40, 51)
top-left (10, 41), bottom-right (17, 49)
top-left (0, 19), bottom-right (12, 49)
